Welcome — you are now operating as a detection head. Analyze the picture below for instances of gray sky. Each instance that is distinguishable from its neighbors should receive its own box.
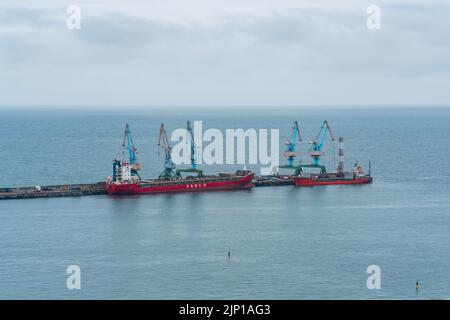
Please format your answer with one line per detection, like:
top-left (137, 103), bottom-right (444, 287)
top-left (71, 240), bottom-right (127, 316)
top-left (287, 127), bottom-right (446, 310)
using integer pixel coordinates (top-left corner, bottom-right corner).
top-left (0, 0), bottom-right (449, 108)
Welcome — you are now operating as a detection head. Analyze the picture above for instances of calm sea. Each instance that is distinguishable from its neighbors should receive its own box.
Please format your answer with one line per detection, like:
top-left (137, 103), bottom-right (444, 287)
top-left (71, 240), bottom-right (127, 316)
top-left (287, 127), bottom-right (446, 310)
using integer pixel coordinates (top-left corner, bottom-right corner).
top-left (0, 107), bottom-right (449, 299)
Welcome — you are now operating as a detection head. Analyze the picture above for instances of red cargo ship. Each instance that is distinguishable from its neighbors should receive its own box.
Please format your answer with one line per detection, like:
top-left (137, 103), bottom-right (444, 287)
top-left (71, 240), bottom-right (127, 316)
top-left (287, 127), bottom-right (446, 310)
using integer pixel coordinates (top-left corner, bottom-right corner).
top-left (106, 123), bottom-right (255, 196)
top-left (293, 165), bottom-right (372, 187)
top-left (294, 174), bottom-right (372, 186)
top-left (106, 164), bottom-right (254, 195)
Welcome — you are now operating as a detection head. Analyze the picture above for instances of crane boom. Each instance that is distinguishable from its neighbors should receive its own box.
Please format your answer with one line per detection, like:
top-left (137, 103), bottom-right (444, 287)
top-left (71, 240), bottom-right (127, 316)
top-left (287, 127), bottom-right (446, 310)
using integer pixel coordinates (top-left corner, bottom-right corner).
top-left (123, 123), bottom-right (138, 165)
top-left (158, 123), bottom-right (177, 180)
top-left (309, 120), bottom-right (335, 166)
top-left (175, 121), bottom-right (204, 178)
top-left (283, 120), bottom-right (302, 167)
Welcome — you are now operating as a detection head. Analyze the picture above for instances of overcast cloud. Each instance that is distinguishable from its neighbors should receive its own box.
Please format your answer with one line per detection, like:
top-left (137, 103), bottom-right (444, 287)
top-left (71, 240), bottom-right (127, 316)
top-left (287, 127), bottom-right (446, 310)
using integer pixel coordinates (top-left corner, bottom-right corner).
top-left (0, 0), bottom-right (449, 107)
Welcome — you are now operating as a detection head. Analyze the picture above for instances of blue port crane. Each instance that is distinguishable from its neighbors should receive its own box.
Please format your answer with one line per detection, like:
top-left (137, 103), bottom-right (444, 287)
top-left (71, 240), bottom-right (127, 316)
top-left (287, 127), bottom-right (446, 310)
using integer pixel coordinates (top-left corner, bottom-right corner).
top-left (158, 123), bottom-right (178, 180)
top-left (112, 124), bottom-right (140, 182)
top-left (122, 123), bottom-right (138, 165)
top-left (284, 120), bottom-right (302, 167)
top-left (176, 121), bottom-right (204, 177)
top-left (122, 124), bottom-right (141, 179)
top-left (308, 120), bottom-right (335, 166)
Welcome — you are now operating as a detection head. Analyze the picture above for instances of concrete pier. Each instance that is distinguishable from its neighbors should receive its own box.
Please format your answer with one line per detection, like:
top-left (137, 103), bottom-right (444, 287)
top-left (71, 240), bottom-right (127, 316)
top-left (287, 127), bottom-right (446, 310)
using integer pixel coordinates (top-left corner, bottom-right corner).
top-left (0, 183), bottom-right (106, 200)
top-left (0, 176), bottom-right (296, 200)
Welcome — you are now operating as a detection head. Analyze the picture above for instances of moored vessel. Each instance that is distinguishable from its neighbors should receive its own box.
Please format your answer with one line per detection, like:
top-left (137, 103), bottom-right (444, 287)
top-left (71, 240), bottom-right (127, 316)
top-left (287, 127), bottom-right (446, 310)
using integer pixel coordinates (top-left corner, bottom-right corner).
top-left (105, 122), bottom-right (254, 196)
top-left (294, 170), bottom-right (372, 187)
top-left (279, 120), bottom-right (373, 187)
top-left (106, 162), bottom-right (254, 195)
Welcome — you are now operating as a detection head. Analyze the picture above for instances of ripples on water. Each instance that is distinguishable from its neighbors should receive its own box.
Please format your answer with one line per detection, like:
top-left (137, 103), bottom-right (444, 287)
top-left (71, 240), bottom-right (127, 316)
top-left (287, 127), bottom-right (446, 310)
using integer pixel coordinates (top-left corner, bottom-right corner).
top-left (0, 107), bottom-right (449, 299)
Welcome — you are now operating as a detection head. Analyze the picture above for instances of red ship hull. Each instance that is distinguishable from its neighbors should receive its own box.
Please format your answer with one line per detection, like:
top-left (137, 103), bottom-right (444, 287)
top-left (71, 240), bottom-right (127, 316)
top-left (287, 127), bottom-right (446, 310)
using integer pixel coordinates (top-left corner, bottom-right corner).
top-left (294, 176), bottom-right (373, 186)
top-left (106, 173), bottom-right (254, 195)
